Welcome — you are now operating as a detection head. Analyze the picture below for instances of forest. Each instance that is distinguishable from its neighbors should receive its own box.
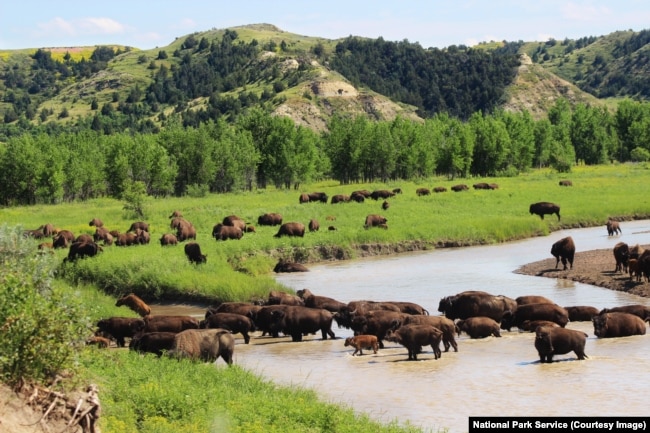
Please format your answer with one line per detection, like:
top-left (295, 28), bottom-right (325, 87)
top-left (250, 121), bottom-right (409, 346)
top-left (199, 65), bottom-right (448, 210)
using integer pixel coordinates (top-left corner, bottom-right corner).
top-left (2, 97), bottom-right (650, 206)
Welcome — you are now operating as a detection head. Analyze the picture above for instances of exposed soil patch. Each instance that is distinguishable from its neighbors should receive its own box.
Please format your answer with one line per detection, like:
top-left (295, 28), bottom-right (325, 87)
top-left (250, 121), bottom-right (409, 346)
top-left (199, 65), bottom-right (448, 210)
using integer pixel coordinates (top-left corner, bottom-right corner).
top-left (514, 244), bottom-right (650, 298)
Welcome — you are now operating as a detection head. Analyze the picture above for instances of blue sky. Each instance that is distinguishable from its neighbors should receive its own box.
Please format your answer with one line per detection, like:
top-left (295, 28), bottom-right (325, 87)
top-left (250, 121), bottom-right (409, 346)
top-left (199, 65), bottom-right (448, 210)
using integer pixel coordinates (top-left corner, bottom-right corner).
top-left (2, 1), bottom-right (649, 50)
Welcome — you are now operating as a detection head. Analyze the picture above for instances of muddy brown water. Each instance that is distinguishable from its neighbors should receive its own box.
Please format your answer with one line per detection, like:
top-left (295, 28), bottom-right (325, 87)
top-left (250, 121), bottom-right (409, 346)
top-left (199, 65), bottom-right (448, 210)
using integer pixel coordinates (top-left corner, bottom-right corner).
top-left (149, 221), bottom-right (650, 433)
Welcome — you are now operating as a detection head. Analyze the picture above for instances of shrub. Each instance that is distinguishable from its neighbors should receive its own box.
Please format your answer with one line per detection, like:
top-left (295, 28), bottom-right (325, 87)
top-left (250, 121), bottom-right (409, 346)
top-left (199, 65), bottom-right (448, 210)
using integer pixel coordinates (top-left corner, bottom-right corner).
top-left (0, 225), bottom-right (89, 387)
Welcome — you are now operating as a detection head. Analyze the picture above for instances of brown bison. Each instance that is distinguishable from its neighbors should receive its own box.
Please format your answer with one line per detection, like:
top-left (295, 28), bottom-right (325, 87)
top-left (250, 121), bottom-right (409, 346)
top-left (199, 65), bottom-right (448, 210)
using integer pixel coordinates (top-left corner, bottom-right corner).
top-left (564, 305), bottom-right (600, 322)
top-left (500, 303), bottom-right (569, 331)
top-left (382, 200), bottom-right (390, 210)
top-left (370, 189), bottom-right (395, 200)
top-left (115, 293), bottom-right (151, 317)
top-left (96, 317), bottom-right (143, 347)
top-left (613, 242), bottom-right (629, 273)
top-left (273, 260), bottom-right (309, 273)
top-left (212, 223), bottom-right (243, 241)
top-left (551, 236), bottom-right (575, 270)
top-left (308, 219), bottom-right (320, 232)
top-left (364, 214), bottom-right (387, 229)
top-left (169, 210), bottom-right (183, 218)
top-left (456, 316), bottom-right (501, 339)
top-left (207, 302), bottom-right (262, 318)
top-left (168, 328), bottom-right (234, 365)
top-left (184, 242), bottom-right (207, 264)
top-left (592, 312), bottom-right (646, 338)
top-left (344, 335), bottom-right (379, 356)
top-left (299, 193), bottom-right (310, 204)
top-left (89, 218), bottom-right (104, 228)
top-left (534, 326), bottom-right (588, 363)
top-left (86, 336), bottom-right (111, 349)
top-left (53, 230), bottom-right (75, 248)
top-left (274, 222), bottom-right (305, 238)
top-left (129, 332), bottom-right (176, 357)
top-left (127, 221), bottom-right (149, 233)
top-left (529, 202), bottom-right (561, 220)
top-left (350, 191), bottom-right (366, 203)
top-left (472, 183), bottom-right (490, 190)
top-left (330, 194), bottom-right (350, 204)
top-left (400, 315), bottom-right (458, 352)
top-left (36, 223), bottom-right (56, 237)
top-left (599, 304), bottom-right (650, 322)
top-left (295, 289), bottom-right (347, 315)
top-left (116, 232), bottom-right (138, 247)
top-left (606, 220), bottom-right (622, 236)
top-left (384, 325), bottom-right (443, 360)
top-left (64, 241), bottom-right (102, 262)
top-left (558, 180), bottom-right (573, 186)
top-left (170, 217), bottom-right (192, 231)
top-left (200, 312), bottom-right (257, 344)
top-left (451, 184), bottom-right (468, 192)
top-left (433, 187), bottom-right (447, 193)
top-left (75, 233), bottom-right (94, 244)
top-left (266, 305), bottom-right (336, 342)
top-left (306, 192), bottom-right (328, 203)
top-left (349, 310), bottom-right (409, 348)
top-left (135, 315), bottom-right (200, 334)
top-left (257, 213), bottom-right (283, 226)
top-left (176, 224), bottom-right (197, 242)
top-left (266, 290), bottom-right (305, 306)
top-left (437, 291), bottom-right (517, 322)
top-left (516, 295), bottom-right (555, 306)
top-left (416, 188), bottom-right (431, 196)
top-left (160, 233), bottom-right (178, 246)
top-left (222, 215), bottom-right (246, 231)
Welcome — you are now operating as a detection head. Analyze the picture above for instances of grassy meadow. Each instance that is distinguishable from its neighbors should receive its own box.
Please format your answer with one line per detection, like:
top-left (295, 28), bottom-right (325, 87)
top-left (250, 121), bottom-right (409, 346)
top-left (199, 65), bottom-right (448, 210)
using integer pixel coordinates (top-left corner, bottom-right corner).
top-left (3, 163), bottom-right (650, 304)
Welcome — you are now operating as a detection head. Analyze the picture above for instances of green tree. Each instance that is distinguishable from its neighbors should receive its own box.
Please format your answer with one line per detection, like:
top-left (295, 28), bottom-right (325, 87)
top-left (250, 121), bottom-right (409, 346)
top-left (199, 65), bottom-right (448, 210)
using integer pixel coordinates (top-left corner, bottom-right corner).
top-left (122, 180), bottom-right (148, 219)
top-left (547, 98), bottom-right (576, 172)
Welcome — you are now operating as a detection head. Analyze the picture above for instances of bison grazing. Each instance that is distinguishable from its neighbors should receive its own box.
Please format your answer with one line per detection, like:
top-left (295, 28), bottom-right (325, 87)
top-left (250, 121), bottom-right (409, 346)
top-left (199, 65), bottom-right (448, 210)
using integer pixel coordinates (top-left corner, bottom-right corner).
top-left (472, 183), bottom-right (490, 190)
top-left (330, 194), bottom-right (350, 204)
top-left (212, 223), bottom-right (243, 241)
top-left (169, 210), bottom-right (183, 219)
top-left (433, 187), bottom-right (447, 193)
top-left (382, 200), bottom-right (390, 210)
top-left (184, 242), bottom-right (207, 264)
top-left (534, 326), bottom-right (588, 363)
top-left (274, 222), bottom-right (305, 238)
top-left (344, 335), bottom-right (379, 356)
top-left (257, 212), bottom-right (283, 226)
top-left (115, 293), bottom-right (151, 317)
top-left (451, 184), bottom-right (468, 192)
top-left (308, 219), bottom-right (320, 232)
top-left (606, 220), bottom-right (622, 236)
top-left (385, 325), bottom-right (443, 361)
top-left (558, 180), bottom-right (573, 187)
top-left (176, 224), bottom-right (197, 242)
top-left (364, 214), bottom-right (388, 229)
top-left (613, 242), bottom-right (629, 273)
top-left (160, 233), bottom-right (178, 246)
top-left (89, 218), bottom-right (104, 228)
top-left (299, 193), bottom-right (310, 204)
top-left (65, 241), bottom-right (102, 262)
top-left (416, 188), bottom-right (431, 196)
top-left (127, 221), bottom-right (149, 233)
top-left (551, 236), bottom-right (575, 270)
top-left (529, 202), bottom-right (561, 220)
top-left (370, 189), bottom-right (395, 200)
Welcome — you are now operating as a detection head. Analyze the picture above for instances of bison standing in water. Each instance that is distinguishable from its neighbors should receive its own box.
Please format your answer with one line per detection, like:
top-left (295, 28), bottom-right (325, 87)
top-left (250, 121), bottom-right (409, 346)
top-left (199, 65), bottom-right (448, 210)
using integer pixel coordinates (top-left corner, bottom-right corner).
top-left (551, 236), bottom-right (575, 270)
top-left (529, 202), bottom-right (561, 220)
top-left (606, 220), bottom-right (622, 236)
top-left (534, 326), bottom-right (588, 363)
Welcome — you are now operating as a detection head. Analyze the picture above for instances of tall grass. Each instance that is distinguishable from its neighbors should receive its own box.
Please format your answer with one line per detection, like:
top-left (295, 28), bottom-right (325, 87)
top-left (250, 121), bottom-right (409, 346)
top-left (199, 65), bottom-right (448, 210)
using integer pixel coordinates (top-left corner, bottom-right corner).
top-left (3, 164), bottom-right (650, 303)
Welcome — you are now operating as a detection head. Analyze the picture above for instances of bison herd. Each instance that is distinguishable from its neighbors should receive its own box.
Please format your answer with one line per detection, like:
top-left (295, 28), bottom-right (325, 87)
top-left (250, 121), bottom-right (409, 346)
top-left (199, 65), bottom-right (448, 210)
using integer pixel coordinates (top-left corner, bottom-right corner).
top-left (90, 287), bottom-right (649, 366)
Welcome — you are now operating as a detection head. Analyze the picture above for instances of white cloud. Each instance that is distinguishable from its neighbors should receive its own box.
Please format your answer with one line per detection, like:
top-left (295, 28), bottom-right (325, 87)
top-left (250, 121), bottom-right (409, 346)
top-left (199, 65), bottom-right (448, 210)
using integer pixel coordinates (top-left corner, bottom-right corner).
top-left (172, 18), bottom-right (197, 30)
top-left (78, 17), bottom-right (126, 35)
top-left (37, 17), bottom-right (76, 36)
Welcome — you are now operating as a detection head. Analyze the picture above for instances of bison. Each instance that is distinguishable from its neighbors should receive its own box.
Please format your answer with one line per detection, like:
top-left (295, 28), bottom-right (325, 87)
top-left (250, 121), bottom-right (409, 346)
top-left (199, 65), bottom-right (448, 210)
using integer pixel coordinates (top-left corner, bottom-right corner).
top-left (416, 188), bottom-right (431, 196)
top-left (384, 325), bottom-right (443, 360)
top-left (400, 315), bottom-right (458, 352)
top-left (564, 305), bottom-right (600, 322)
top-left (534, 326), bottom-right (587, 363)
top-left (606, 220), bottom-right (622, 236)
top-left (135, 315), bottom-right (200, 334)
top-left (551, 236), bottom-right (575, 270)
top-left (160, 233), bottom-right (178, 246)
top-left (176, 224), bottom-right (197, 242)
top-left (370, 190), bottom-right (395, 200)
top-left (592, 312), bottom-right (646, 338)
top-left (330, 194), bottom-right (350, 204)
top-left (64, 241), bottom-right (102, 262)
top-left (274, 222), bottom-right (305, 238)
top-left (127, 221), bottom-right (149, 233)
top-left (472, 183), bottom-right (490, 190)
top-left (96, 317), bottom-right (143, 347)
top-left (437, 291), bottom-right (517, 322)
top-left (257, 213), bottom-right (283, 226)
top-left (599, 304), bottom-right (650, 322)
top-left (168, 328), bottom-right (235, 365)
top-left (451, 184), bottom-right (468, 192)
top-left (500, 303), bottom-right (569, 331)
top-left (299, 193), bottom-right (310, 204)
top-left (613, 242), bottom-right (629, 273)
top-left (212, 223), bottom-right (243, 241)
top-left (529, 202), bottom-right (561, 221)
top-left (295, 289), bottom-right (347, 315)
top-left (558, 180), bottom-right (573, 187)
top-left (115, 293), bottom-right (151, 317)
top-left (455, 316), bottom-right (501, 339)
top-left (89, 218), bottom-right (104, 228)
top-left (344, 335), bottom-right (379, 356)
top-left (200, 312), bottom-right (256, 344)
top-left (308, 219), bottom-right (320, 232)
top-left (273, 260), bottom-right (309, 273)
top-left (129, 332), bottom-right (176, 357)
top-left (349, 310), bottom-right (409, 349)
top-left (267, 305), bottom-right (335, 342)
top-left (364, 214), bottom-right (387, 229)
top-left (184, 242), bottom-right (207, 264)
top-left (433, 187), bottom-right (447, 193)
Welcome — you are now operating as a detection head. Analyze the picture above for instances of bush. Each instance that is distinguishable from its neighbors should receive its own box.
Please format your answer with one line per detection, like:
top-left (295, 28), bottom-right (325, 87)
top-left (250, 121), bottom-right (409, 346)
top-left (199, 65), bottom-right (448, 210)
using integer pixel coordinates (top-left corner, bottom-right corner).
top-left (0, 225), bottom-right (89, 387)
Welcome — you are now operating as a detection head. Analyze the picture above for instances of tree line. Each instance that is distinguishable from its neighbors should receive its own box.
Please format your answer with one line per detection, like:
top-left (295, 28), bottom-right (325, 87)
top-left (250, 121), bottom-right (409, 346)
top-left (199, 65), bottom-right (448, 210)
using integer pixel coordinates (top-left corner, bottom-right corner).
top-left (2, 99), bottom-right (650, 206)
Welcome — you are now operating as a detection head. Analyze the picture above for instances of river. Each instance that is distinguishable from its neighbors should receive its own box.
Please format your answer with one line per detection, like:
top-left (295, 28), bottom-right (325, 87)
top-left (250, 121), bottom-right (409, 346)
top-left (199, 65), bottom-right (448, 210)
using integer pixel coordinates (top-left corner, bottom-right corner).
top-left (153, 221), bottom-right (650, 433)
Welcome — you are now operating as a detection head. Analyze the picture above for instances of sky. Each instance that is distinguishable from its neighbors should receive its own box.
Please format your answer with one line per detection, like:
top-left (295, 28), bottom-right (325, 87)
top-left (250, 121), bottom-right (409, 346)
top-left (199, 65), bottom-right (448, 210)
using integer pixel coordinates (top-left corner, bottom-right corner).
top-left (2, 0), bottom-right (649, 51)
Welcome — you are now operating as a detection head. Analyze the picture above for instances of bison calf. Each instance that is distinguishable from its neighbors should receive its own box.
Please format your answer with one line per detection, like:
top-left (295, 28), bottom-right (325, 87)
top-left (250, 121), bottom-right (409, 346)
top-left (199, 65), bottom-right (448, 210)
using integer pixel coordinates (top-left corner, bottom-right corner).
top-left (344, 335), bottom-right (379, 356)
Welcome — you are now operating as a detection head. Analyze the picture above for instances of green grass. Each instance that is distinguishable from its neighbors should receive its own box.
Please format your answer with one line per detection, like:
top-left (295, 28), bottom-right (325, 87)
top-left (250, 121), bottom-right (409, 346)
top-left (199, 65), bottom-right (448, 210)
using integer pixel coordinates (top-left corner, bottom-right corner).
top-left (3, 164), bottom-right (650, 303)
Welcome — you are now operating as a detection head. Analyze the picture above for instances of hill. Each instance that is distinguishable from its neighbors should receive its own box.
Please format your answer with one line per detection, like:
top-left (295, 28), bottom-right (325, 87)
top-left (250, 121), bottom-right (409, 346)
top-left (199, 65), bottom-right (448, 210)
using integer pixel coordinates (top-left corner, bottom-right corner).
top-left (0, 24), bottom-right (648, 134)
